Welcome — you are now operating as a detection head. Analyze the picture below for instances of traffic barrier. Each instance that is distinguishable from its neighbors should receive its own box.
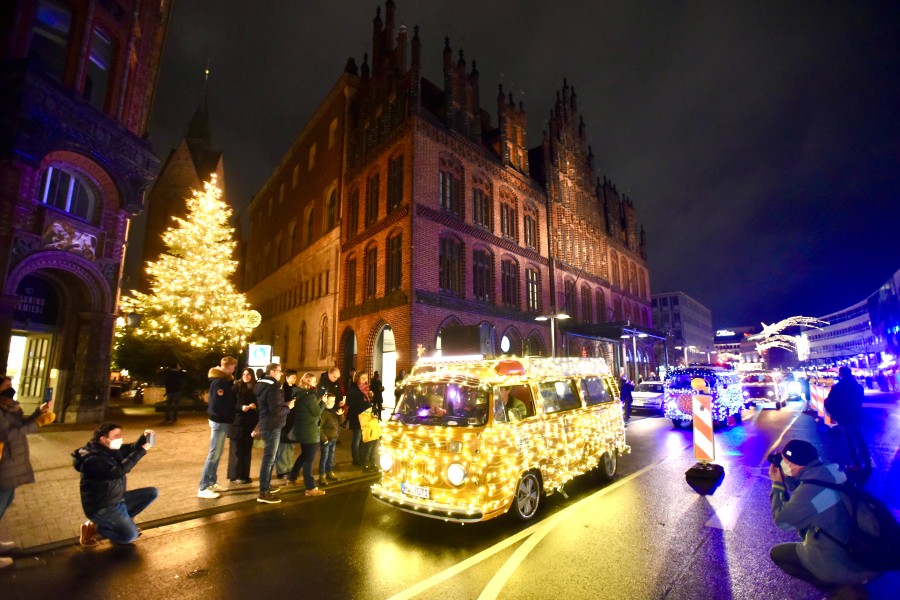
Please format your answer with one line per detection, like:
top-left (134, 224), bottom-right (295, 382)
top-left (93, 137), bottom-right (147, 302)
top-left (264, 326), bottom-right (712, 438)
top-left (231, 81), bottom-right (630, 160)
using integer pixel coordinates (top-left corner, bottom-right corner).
top-left (692, 392), bottom-right (715, 462)
top-left (811, 383), bottom-right (835, 427)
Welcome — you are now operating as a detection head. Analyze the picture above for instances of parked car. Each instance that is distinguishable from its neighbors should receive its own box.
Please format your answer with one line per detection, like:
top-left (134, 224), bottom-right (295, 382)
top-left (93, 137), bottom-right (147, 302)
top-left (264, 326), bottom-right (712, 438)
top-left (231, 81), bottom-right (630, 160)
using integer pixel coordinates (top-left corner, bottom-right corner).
top-left (741, 371), bottom-right (787, 409)
top-left (664, 366), bottom-right (743, 429)
top-left (631, 380), bottom-right (664, 413)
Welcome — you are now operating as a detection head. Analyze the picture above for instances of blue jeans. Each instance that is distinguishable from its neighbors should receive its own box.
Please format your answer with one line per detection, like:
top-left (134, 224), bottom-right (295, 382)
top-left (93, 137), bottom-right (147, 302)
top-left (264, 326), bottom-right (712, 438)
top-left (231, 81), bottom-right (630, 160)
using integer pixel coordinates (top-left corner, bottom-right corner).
top-left (289, 443), bottom-right (320, 489)
top-left (275, 442), bottom-right (295, 476)
top-left (91, 487), bottom-right (158, 544)
top-left (319, 439), bottom-right (336, 474)
top-left (199, 420), bottom-right (230, 491)
top-left (351, 428), bottom-right (362, 464)
top-left (0, 487), bottom-right (14, 521)
top-left (258, 429), bottom-right (281, 494)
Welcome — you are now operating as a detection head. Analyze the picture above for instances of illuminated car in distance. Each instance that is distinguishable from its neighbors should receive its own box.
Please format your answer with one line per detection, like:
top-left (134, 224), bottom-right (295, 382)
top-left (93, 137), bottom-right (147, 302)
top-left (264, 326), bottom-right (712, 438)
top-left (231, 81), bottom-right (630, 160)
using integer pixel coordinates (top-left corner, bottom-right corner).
top-left (663, 366), bottom-right (744, 429)
top-left (741, 371), bottom-right (787, 409)
top-left (631, 380), bottom-right (665, 413)
top-left (371, 356), bottom-right (629, 523)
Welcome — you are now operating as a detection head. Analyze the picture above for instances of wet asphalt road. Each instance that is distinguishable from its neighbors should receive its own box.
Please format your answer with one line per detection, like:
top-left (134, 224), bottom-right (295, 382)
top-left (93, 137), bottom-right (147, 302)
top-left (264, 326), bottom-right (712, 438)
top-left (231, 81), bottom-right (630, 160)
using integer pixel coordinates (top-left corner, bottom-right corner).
top-left (4, 398), bottom-right (899, 600)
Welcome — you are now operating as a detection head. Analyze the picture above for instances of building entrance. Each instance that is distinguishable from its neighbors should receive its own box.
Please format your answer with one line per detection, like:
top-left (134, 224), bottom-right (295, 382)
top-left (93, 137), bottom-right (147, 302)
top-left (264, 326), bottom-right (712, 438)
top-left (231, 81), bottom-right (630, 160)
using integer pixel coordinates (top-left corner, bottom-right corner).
top-left (373, 325), bottom-right (396, 412)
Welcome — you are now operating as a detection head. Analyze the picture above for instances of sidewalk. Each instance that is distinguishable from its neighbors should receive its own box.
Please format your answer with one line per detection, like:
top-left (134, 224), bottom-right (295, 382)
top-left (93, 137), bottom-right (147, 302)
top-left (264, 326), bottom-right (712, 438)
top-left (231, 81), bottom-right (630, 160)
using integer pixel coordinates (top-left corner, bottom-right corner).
top-left (0, 404), bottom-right (378, 552)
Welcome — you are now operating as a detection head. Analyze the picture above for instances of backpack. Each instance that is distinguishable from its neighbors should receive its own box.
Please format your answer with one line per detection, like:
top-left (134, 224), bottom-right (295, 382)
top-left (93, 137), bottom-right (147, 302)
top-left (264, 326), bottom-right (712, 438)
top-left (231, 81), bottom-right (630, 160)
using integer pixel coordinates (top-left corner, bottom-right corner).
top-left (805, 479), bottom-right (900, 571)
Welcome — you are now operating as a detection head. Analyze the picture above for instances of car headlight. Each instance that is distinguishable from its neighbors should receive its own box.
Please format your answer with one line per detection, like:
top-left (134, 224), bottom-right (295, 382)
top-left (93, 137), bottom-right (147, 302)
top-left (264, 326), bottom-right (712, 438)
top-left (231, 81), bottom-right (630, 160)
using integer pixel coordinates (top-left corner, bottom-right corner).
top-left (447, 463), bottom-right (467, 486)
top-left (766, 391), bottom-right (774, 397)
top-left (379, 452), bottom-right (393, 472)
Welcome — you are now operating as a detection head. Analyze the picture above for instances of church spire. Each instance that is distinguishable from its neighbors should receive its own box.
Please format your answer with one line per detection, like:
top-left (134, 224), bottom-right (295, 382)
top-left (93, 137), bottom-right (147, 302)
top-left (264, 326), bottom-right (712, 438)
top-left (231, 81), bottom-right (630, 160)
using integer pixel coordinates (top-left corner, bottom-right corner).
top-left (187, 66), bottom-right (211, 144)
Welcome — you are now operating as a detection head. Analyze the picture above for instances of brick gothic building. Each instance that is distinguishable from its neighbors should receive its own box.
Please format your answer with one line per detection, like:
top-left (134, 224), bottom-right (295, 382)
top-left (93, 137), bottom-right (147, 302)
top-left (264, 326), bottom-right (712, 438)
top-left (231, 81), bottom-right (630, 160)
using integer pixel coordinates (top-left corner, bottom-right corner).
top-left (244, 1), bottom-right (650, 394)
top-left (0, 0), bottom-right (172, 420)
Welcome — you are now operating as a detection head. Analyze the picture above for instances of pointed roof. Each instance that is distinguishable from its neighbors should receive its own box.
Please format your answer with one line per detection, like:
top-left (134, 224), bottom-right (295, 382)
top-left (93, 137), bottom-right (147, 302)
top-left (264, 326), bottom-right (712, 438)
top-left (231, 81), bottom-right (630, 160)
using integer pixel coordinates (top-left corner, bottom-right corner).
top-left (183, 87), bottom-right (222, 182)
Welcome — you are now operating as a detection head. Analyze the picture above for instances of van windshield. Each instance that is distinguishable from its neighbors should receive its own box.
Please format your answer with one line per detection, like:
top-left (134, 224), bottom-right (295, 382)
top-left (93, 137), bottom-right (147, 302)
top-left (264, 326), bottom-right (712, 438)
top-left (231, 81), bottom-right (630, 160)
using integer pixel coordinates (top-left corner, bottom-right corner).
top-left (392, 382), bottom-right (490, 427)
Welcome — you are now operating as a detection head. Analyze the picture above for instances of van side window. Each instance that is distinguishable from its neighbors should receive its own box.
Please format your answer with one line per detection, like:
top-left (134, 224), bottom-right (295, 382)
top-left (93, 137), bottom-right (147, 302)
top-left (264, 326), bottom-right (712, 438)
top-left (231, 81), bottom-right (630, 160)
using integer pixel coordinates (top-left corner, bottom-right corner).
top-left (539, 380), bottom-right (581, 414)
top-left (581, 377), bottom-right (613, 405)
top-left (493, 384), bottom-right (535, 422)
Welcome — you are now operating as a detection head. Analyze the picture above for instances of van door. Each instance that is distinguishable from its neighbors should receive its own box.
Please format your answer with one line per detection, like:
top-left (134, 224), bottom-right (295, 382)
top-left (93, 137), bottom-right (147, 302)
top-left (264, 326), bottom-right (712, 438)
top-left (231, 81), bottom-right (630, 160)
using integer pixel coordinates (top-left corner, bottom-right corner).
top-left (537, 379), bottom-right (583, 487)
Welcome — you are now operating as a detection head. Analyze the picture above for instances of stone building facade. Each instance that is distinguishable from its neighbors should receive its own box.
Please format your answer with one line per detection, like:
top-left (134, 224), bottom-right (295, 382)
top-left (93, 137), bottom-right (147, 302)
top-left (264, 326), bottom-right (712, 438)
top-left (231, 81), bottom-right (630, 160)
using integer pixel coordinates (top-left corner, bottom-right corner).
top-left (244, 1), bottom-right (651, 396)
top-left (0, 0), bottom-right (172, 420)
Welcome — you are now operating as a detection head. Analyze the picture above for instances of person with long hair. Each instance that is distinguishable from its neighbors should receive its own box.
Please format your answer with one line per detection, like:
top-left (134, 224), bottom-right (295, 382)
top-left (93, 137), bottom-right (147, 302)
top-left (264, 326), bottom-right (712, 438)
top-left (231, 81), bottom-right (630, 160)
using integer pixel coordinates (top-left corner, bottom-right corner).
top-left (347, 371), bottom-right (373, 467)
top-left (227, 368), bottom-right (258, 484)
top-left (286, 373), bottom-right (327, 496)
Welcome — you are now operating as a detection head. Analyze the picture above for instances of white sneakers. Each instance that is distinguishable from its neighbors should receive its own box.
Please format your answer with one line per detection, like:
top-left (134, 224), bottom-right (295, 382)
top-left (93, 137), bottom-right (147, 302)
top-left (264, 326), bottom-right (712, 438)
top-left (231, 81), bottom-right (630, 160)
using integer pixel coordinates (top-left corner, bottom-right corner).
top-left (197, 488), bottom-right (220, 499)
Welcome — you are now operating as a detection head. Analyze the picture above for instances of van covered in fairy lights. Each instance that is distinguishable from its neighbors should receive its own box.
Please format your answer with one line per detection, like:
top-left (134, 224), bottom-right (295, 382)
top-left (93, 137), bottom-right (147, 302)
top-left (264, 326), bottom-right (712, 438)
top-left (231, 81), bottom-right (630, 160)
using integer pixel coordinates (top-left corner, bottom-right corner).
top-left (370, 355), bottom-right (629, 523)
top-left (663, 366), bottom-right (743, 429)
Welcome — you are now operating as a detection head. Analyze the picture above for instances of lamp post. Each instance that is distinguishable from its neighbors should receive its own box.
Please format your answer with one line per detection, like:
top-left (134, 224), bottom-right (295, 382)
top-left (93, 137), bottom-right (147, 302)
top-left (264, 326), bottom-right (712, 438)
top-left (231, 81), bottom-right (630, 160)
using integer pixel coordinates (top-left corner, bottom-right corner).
top-left (535, 313), bottom-right (570, 358)
top-left (675, 345), bottom-right (697, 366)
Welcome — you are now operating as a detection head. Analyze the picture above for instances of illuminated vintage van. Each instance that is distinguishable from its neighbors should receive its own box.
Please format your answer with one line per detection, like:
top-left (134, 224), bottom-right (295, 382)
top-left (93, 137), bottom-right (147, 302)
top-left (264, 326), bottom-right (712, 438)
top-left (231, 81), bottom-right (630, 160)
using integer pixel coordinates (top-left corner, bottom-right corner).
top-left (663, 366), bottom-right (743, 429)
top-left (370, 356), bottom-right (629, 523)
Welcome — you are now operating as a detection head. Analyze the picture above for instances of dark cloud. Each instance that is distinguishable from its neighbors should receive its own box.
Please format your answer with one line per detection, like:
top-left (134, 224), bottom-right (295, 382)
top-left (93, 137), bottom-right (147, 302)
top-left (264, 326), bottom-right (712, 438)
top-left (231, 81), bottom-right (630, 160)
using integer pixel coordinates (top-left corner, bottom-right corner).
top-left (144, 1), bottom-right (900, 327)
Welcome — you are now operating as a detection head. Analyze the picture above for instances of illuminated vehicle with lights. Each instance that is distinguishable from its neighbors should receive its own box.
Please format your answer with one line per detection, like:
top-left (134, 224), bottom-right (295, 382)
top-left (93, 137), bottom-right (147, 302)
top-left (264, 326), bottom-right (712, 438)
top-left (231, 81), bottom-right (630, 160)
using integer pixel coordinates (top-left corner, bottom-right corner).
top-left (663, 366), bottom-right (743, 429)
top-left (741, 371), bottom-right (787, 409)
top-left (631, 380), bottom-right (665, 412)
top-left (371, 356), bottom-right (629, 523)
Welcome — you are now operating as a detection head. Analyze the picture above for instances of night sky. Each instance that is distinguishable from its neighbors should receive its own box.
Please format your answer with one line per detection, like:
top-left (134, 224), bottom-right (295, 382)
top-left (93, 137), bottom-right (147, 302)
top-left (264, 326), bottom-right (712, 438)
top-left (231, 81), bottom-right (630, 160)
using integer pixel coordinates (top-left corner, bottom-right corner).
top-left (139, 1), bottom-right (900, 328)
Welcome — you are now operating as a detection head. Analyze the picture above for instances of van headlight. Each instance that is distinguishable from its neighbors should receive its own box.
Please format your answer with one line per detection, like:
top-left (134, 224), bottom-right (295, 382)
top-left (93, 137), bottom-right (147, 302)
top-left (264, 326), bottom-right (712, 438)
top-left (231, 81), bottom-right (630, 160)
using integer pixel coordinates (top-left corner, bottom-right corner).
top-left (766, 390), bottom-right (774, 397)
top-left (447, 463), bottom-right (467, 486)
top-left (742, 390), bottom-right (750, 397)
top-left (379, 452), bottom-right (393, 472)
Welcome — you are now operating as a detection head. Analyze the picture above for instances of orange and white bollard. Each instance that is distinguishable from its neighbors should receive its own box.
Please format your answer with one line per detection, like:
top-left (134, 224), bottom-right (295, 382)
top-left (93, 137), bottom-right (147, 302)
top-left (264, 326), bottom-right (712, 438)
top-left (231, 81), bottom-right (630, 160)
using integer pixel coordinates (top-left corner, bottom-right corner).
top-left (685, 377), bottom-right (724, 494)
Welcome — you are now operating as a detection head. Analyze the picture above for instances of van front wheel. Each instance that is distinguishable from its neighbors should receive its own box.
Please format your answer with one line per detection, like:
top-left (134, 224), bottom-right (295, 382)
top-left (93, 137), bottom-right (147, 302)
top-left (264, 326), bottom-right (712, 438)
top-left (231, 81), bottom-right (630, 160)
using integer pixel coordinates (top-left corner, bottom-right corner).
top-left (672, 418), bottom-right (692, 429)
top-left (597, 451), bottom-right (617, 481)
top-left (512, 472), bottom-right (541, 521)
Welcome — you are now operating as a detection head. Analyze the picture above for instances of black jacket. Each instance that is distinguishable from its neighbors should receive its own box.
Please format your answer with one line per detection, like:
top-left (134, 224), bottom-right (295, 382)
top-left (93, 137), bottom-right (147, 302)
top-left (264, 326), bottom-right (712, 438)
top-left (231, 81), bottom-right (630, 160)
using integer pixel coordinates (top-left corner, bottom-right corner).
top-left (72, 435), bottom-right (147, 516)
top-left (318, 372), bottom-right (343, 405)
top-left (229, 380), bottom-right (259, 439)
top-left (347, 383), bottom-right (371, 431)
top-left (208, 367), bottom-right (237, 424)
top-left (255, 376), bottom-right (290, 431)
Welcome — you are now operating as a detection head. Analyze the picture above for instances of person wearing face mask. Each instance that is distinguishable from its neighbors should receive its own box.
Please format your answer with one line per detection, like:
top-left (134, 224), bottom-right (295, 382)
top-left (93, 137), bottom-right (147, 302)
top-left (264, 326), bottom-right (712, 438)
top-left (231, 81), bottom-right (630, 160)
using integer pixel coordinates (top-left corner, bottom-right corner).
top-left (768, 439), bottom-right (879, 596)
top-left (72, 423), bottom-right (158, 547)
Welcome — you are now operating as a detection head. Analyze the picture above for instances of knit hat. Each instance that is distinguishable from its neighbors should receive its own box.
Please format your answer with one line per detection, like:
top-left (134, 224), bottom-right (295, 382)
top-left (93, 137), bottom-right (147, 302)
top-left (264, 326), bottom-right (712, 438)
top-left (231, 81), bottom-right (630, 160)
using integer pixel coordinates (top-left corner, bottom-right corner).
top-left (783, 439), bottom-right (818, 466)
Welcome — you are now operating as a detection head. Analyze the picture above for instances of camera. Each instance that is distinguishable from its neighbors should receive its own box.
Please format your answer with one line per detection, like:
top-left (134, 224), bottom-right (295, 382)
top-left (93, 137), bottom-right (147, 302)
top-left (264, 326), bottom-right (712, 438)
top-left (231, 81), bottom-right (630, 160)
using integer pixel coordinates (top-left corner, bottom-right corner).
top-left (147, 432), bottom-right (156, 448)
top-left (767, 451), bottom-right (782, 465)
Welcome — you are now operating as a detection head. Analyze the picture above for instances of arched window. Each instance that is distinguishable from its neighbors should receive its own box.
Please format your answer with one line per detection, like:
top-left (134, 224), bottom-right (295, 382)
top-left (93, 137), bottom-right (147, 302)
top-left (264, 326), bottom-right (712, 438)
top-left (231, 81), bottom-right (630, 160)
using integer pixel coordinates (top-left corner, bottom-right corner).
top-left (283, 325), bottom-right (290, 365)
top-left (364, 244), bottom-right (378, 300)
top-left (501, 258), bottom-right (519, 308)
top-left (305, 208), bottom-right (315, 246)
top-left (387, 232), bottom-right (402, 293)
top-left (564, 279), bottom-right (576, 319)
top-left (319, 315), bottom-right (329, 360)
top-left (596, 291), bottom-right (607, 323)
top-left (439, 237), bottom-right (463, 296)
top-left (472, 248), bottom-right (493, 302)
top-left (39, 166), bottom-right (97, 222)
top-left (291, 220), bottom-right (301, 254)
top-left (326, 190), bottom-right (337, 230)
top-left (345, 255), bottom-right (357, 307)
top-left (299, 321), bottom-right (307, 364)
top-left (581, 285), bottom-right (592, 323)
top-left (438, 155), bottom-right (463, 217)
top-left (610, 252), bottom-right (620, 288)
top-left (347, 188), bottom-right (359, 237)
top-left (388, 153), bottom-right (404, 211)
top-left (472, 173), bottom-right (491, 229)
top-left (629, 262), bottom-right (637, 295)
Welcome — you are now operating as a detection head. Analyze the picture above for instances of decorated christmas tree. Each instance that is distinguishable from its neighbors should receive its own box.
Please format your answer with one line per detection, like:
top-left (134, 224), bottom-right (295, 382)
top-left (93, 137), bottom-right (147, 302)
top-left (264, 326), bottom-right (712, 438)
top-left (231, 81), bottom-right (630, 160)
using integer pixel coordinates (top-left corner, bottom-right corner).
top-left (117, 174), bottom-right (255, 381)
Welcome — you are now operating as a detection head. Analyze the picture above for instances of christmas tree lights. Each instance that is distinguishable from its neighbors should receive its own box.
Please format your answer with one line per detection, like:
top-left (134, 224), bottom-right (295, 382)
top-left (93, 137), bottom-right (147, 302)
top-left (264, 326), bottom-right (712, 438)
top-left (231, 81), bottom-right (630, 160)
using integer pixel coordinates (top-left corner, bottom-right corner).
top-left (120, 174), bottom-right (254, 352)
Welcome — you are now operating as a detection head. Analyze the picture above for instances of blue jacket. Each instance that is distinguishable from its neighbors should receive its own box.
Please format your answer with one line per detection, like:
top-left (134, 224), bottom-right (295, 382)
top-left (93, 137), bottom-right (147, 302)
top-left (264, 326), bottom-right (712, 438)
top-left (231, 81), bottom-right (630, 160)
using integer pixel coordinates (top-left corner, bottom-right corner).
top-left (208, 367), bottom-right (237, 424)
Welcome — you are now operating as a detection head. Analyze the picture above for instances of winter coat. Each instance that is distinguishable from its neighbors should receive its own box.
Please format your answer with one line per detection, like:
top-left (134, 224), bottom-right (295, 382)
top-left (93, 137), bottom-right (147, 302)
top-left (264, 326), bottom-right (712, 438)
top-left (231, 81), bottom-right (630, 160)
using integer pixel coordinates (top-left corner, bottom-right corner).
top-left (164, 367), bottom-right (184, 395)
top-left (229, 380), bottom-right (259, 440)
top-left (320, 409), bottom-right (340, 443)
top-left (255, 376), bottom-right (290, 431)
top-left (208, 367), bottom-right (237, 424)
top-left (770, 459), bottom-right (880, 585)
top-left (291, 387), bottom-right (325, 444)
top-left (317, 373), bottom-right (343, 406)
top-left (0, 401), bottom-right (52, 488)
top-left (347, 383), bottom-right (371, 430)
top-left (280, 384), bottom-right (298, 444)
top-left (72, 435), bottom-right (147, 516)
top-left (370, 376), bottom-right (384, 405)
top-left (824, 377), bottom-right (863, 424)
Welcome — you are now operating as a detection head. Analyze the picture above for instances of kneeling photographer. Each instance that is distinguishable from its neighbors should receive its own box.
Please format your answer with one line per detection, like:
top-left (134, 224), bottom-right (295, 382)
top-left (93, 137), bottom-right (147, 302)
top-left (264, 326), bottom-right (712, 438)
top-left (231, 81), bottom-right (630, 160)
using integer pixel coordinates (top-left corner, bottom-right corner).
top-left (768, 439), bottom-right (878, 595)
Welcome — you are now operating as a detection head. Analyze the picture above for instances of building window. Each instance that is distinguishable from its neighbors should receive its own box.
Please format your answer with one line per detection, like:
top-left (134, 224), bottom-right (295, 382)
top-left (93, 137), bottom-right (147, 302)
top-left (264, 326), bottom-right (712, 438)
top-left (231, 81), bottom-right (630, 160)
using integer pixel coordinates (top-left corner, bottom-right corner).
top-left (564, 280), bottom-right (576, 319)
top-left (439, 238), bottom-right (463, 296)
top-left (388, 154), bottom-right (404, 211)
top-left (365, 173), bottom-right (379, 228)
top-left (596, 291), bottom-right (606, 323)
top-left (85, 28), bottom-right (114, 111)
top-left (524, 214), bottom-right (538, 249)
top-left (283, 326), bottom-right (290, 364)
top-left (39, 166), bottom-right (96, 222)
top-left (611, 252), bottom-right (620, 287)
top-left (345, 258), bottom-right (357, 307)
top-left (501, 260), bottom-right (519, 308)
top-left (293, 164), bottom-right (299, 188)
top-left (526, 268), bottom-right (540, 312)
top-left (326, 190), bottom-right (336, 230)
top-left (472, 188), bottom-right (491, 228)
top-left (387, 233), bottom-right (402, 292)
top-left (439, 171), bottom-right (462, 216)
top-left (299, 321), bottom-right (307, 363)
top-left (30, 0), bottom-right (73, 82)
top-left (472, 250), bottom-right (493, 303)
top-left (581, 286), bottom-right (592, 323)
top-left (500, 202), bottom-right (517, 240)
top-left (308, 143), bottom-right (317, 171)
top-left (347, 188), bottom-right (359, 237)
top-left (278, 183), bottom-right (285, 205)
top-left (319, 316), bottom-right (328, 359)
top-left (328, 118), bottom-right (339, 148)
top-left (305, 208), bottom-right (315, 246)
top-left (365, 246), bottom-right (378, 300)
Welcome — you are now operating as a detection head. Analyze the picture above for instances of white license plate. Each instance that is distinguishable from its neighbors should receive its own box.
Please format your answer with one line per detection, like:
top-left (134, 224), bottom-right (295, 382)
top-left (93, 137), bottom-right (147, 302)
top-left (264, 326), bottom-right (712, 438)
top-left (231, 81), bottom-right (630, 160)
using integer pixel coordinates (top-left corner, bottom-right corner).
top-left (401, 482), bottom-right (430, 500)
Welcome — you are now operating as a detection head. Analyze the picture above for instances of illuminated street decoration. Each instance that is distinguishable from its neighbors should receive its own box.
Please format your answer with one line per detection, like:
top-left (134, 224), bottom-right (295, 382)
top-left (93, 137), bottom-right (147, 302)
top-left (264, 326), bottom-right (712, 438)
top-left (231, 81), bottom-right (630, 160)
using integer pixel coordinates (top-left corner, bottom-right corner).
top-left (663, 367), bottom-right (743, 424)
top-left (371, 356), bottom-right (630, 522)
top-left (749, 316), bottom-right (829, 355)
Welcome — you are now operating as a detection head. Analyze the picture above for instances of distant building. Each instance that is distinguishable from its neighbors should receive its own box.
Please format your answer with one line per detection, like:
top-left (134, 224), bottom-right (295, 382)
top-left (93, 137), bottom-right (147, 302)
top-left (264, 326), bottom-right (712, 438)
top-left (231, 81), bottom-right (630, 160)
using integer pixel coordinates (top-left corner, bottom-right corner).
top-left (805, 301), bottom-right (880, 370)
top-left (867, 269), bottom-right (900, 369)
top-left (713, 326), bottom-right (757, 365)
top-left (243, 2), bottom-right (652, 395)
top-left (651, 291), bottom-right (713, 365)
top-left (0, 0), bottom-right (172, 420)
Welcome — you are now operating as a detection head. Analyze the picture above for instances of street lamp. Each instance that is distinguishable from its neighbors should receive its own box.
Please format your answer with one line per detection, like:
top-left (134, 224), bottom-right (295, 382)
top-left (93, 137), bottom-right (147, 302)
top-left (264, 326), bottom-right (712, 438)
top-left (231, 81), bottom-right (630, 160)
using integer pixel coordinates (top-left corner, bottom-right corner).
top-left (675, 345), bottom-right (697, 366)
top-left (535, 313), bottom-right (570, 358)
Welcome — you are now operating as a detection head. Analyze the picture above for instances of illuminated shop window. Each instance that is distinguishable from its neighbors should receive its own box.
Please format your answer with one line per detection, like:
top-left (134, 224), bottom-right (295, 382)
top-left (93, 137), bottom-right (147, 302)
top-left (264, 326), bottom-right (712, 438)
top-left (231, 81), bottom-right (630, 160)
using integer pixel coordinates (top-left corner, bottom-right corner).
top-left (39, 166), bottom-right (96, 222)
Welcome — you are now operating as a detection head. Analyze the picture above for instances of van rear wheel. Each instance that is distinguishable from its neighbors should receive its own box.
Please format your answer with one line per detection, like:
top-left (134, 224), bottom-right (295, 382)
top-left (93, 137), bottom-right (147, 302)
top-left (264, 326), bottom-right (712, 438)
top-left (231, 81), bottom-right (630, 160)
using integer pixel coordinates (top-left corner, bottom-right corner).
top-left (597, 451), bottom-right (617, 481)
top-left (512, 472), bottom-right (541, 521)
top-left (672, 417), bottom-right (692, 429)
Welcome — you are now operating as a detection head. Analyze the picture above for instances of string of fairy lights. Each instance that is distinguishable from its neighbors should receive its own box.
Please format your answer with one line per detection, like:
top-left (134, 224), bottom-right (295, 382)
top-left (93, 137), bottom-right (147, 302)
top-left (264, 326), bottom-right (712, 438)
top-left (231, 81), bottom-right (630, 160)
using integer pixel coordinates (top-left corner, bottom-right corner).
top-left (371, 356), bottom-right (630, 521)
top-left (662, 366), bottom-right (744, 423)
